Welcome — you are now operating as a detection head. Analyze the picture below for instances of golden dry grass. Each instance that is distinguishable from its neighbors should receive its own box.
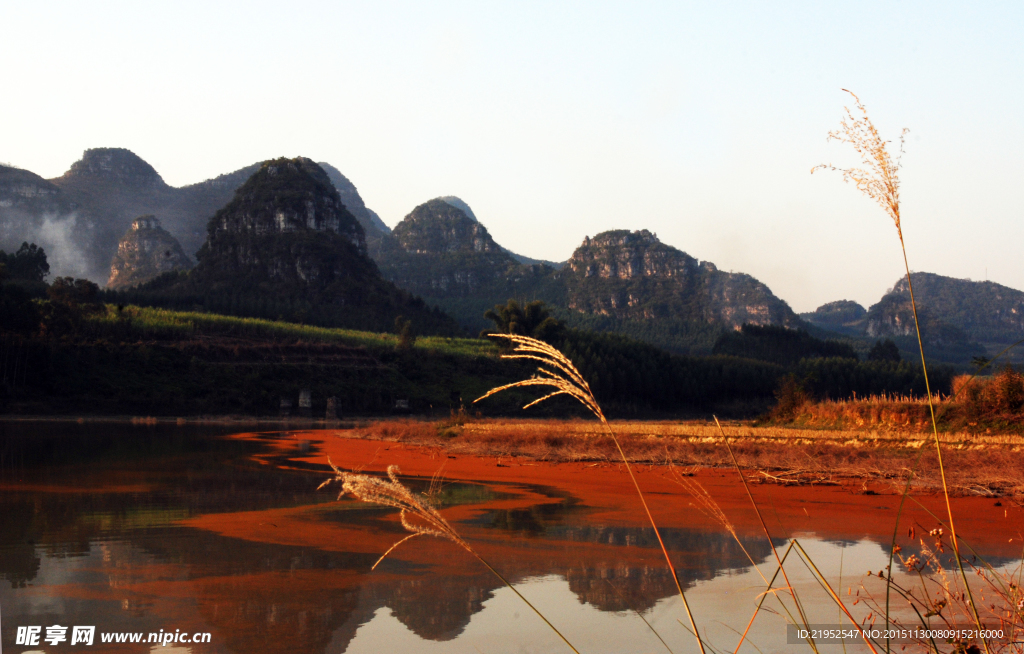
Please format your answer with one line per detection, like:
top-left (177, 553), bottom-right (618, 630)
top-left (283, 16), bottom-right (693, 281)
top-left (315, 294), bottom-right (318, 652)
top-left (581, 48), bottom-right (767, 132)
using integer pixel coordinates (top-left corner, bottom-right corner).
top-left (347, 417), bottom-right (1024, 499)
top-left (770, 369), bottom-right (1024, 435)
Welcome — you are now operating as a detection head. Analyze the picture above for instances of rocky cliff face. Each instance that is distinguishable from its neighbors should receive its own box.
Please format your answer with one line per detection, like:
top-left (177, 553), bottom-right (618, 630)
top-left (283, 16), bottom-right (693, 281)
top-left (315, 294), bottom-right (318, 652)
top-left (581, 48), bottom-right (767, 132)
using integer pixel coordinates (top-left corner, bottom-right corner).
top-left (196, 157), bottom-right (367, 283)
top-left (563, 230), bottom-right (799, 328)
top-left (865, 273), bottom-right (1024, 344)
top-left (128, 158), bottom-right (458, 335)
top-left (107, 216), bottom-right (193, 289)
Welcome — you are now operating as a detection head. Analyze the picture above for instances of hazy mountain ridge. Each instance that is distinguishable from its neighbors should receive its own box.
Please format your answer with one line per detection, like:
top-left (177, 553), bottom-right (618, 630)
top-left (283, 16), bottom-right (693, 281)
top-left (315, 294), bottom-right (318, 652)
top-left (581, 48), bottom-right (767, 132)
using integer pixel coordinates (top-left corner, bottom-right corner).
top-left (435, 196), bottom-right (565, 269)
top-left (799, 300), bottom-right (867, 336)
top-left (10, 150), bottom-right (1020, 364)
top-left (0, 163), bottom-right (98, 280)
top-left (0, 165), bottom-right (66, 207)
top-left (375, 198), bottom-right (553, 300)
top-left (0, 149), bottom-right (392, 284)
top-left (112, 158), bottom-right (459, 335)
top-left (800, 273), bottom-right (1024, 364)
top-left (318, 162), bottom-right (391, 239)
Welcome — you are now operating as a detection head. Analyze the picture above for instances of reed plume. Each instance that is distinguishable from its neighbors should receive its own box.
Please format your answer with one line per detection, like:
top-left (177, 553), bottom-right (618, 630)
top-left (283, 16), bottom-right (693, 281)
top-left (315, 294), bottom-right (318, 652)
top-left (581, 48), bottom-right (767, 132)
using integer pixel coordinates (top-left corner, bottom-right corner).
top-left (319, 461), bottom-right (468, 568)
top-left (475, 333), bottom-right (707, 654)
top-left (812, 89), bottom-right (908, 241)
top-left (816, 90), bottom-right (987, 653)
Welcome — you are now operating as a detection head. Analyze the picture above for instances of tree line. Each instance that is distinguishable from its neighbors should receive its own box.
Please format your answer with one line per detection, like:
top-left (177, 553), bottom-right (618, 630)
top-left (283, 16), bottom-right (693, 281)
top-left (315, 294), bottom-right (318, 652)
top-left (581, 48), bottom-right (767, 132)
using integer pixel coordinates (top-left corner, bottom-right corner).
top-left (482, 300), bottom-right (957, 414)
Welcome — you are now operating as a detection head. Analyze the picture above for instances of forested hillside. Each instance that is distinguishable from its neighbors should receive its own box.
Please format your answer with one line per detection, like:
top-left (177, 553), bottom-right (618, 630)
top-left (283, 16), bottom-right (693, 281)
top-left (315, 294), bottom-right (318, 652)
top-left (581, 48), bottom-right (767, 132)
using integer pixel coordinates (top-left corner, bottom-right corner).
top-left (104, 159), bottom-right (459, 336)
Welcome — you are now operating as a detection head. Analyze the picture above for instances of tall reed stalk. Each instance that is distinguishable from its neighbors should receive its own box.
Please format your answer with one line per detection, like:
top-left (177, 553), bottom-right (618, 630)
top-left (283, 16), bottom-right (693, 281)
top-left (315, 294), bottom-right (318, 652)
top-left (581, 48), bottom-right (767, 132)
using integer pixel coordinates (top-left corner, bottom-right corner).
top-left (474, 333), bottom-right (708, 654)
top-left (815, 90), bottom-right (987, 653)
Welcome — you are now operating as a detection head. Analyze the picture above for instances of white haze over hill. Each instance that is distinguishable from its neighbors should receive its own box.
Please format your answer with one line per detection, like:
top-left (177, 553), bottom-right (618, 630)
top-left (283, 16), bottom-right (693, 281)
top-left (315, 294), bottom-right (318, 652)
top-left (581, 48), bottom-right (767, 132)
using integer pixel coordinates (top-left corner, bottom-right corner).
top-left (35, 213), bottom-right (93, 280)
top-left (1, 211), bottom-right (94, 280)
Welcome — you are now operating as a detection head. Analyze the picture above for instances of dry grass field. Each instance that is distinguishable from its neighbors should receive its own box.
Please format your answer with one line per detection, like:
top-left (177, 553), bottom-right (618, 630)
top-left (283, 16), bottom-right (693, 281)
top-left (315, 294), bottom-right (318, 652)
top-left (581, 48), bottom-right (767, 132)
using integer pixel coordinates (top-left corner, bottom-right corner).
top-left (347, 416), bottom-right (1024, 500)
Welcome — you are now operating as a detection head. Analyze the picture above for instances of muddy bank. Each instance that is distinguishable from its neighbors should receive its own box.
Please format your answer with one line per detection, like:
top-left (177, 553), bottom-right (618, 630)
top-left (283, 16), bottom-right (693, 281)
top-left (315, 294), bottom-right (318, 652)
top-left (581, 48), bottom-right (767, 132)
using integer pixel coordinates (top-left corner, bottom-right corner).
top-left (223, 430), bottom-right (1024, 557)
top-left (317, 418), bottom-right (1024, 499)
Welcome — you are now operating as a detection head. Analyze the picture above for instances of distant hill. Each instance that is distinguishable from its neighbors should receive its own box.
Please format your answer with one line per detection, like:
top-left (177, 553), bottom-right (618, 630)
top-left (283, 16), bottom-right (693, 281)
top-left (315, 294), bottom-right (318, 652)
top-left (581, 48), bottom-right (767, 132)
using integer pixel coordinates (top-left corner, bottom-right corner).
top-left (107, 216), bottom-right (193, 289)
top-left (318, 162), bottom-right (391, 239)
top-left (803, 273), bottom-right (1024, 364)
top-left (800, 300), bottom-right (867, 336)
top-left (435, 196), bottom-right (479, 222)
top-left (564, 230), bottom-right (800, 328)
top-left (0, 149), bottom-right (392, 284)
top-left (110, 158), bottom-right (459, 335)
top-left (372, 199), bottom-right (558, 331)
top-left (866, 273), bottom-right (1024, 345)
top-left (373, 217), bottom-right (801, 352)
top-left (434, 196), bottom-right (565, 269)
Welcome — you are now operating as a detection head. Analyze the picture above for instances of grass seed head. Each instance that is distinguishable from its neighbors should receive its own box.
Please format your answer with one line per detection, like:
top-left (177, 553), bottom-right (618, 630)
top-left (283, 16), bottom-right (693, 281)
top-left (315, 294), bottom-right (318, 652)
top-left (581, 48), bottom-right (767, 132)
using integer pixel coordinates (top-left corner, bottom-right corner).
top-left (474, 334), bottom-right (605, 422)
top-left (813, 90), bottom-right (908, 241)
top-left (320, 459), bottom-right (470, 565)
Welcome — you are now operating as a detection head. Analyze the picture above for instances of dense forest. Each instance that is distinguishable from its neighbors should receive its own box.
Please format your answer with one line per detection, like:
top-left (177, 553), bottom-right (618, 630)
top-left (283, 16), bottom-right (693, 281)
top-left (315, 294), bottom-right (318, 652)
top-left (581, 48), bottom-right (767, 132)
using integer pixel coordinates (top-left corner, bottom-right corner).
top-left (103, 271), bottom-right (460, 337)
top-left (2, 244), bottom-right (966, 419)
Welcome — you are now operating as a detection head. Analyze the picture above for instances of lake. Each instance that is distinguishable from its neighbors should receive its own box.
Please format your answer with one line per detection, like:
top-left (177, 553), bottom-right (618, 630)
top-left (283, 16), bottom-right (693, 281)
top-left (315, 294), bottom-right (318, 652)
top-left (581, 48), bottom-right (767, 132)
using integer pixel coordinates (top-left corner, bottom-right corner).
top-left (1, 421), bottom-right (1020, 653)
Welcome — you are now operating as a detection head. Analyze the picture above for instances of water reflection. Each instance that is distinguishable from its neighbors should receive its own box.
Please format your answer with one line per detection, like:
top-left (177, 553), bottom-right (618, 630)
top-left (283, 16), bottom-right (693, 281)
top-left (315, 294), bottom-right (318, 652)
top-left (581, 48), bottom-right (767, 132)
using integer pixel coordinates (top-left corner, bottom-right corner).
top-left (1, 423), bottom-right (1019, 654)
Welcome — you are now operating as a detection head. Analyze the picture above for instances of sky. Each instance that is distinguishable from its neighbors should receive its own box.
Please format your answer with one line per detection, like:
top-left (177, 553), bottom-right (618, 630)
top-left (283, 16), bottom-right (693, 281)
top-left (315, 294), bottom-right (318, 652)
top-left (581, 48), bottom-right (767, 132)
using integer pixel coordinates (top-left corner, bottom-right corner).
top-left (2, 1), bottom-right (1022, 312)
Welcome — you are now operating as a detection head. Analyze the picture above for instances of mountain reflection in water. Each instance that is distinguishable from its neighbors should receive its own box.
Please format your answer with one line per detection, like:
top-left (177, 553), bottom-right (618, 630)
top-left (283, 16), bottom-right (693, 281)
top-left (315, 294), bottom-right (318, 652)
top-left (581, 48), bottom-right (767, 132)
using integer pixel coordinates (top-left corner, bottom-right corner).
top-left (1, 423), bottom-right (1020, 654)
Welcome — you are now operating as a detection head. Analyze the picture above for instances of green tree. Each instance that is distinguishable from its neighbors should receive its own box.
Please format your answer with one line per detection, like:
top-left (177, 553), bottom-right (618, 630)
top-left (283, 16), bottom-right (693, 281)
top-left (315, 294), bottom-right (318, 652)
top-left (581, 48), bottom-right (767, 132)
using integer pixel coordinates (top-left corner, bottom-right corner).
top-left (0, 242), bottom-right (50, 281)
top-left (867, 338), bottom-right (901, 363)
top-left (43, 277), bottom-right (102, 336)
top-left (0, 264), bottom-right (40, 335)
top-left (483, 300), bottom-right (564, 343)
top-left (394, 315), bottom-right (416, 351)
top-left (47, 277), bottom-right (100, 306)
top-left (712, 324), bottom-right (857, 365)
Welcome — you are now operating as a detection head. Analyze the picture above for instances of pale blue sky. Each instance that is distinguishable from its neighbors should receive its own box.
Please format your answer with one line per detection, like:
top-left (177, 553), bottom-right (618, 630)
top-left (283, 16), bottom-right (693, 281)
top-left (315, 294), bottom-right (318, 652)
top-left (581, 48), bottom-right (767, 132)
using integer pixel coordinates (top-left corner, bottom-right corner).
top-left (2, 1), bottom-right (1021, 311)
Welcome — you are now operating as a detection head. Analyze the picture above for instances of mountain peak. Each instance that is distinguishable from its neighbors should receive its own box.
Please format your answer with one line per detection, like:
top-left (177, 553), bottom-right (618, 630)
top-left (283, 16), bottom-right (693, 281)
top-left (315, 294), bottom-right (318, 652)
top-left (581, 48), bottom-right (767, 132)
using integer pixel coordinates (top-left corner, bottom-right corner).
top-left (58, 148), bottom-right (166, 188)
top-left (108, 215), bottom-right (192, 289)
top-left (568, 229), bottom-right (693, 280)
top-left (317, 162), bottom-right (391, 235)
top-left (584, 229), bottom-right (663, 250)
top-left (435, 196), bottom-right (478, 222)
top-left (393, 198), bottom-right (502, 255)
top-left (565, 228), bottom-right (798, 328)
top-left (207, 157), bottom-right (366, 254)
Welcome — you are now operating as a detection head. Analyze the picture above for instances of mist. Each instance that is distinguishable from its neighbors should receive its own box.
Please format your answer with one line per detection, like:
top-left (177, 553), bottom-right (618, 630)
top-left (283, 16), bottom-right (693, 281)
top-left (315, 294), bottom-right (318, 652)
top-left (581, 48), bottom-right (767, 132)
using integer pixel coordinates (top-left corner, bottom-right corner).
top-left (0, 210), bottom-right (104, 283)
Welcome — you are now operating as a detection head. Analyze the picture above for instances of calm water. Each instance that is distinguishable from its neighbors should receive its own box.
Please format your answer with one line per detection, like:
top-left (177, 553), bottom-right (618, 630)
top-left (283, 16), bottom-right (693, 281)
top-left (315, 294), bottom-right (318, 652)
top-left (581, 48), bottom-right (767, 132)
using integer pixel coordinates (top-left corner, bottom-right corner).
top-left (0, 422), bottom-right (1018, 654)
